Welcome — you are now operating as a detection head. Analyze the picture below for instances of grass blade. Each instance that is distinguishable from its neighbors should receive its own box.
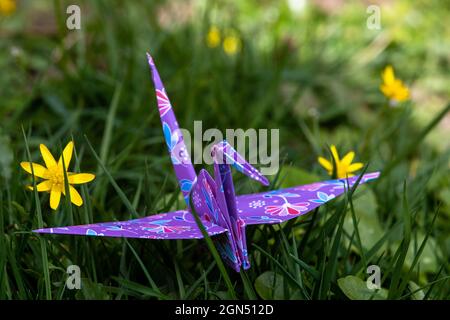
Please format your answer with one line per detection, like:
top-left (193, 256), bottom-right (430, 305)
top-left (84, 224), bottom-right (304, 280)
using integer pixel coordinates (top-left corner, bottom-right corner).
top-left (22, 126), bottom-right (52, 300)
top-left (84, 135), bottom-right (139, 218)
top-left (189, 196), bottom-right (237, 300)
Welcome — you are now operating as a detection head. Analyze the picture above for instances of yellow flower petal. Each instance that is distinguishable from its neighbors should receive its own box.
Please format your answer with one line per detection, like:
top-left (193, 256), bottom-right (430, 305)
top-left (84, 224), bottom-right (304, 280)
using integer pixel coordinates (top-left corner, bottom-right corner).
top-left (58, 141), bottom-right (74, 169)
top-left (394, 84), bottom-right (410, 101)
top-left (63, 185), bottom-right (83, 206)
top-left (318, 157), bottom-right (333, 172)
top-left (380, 66), bottom-right (410, 103)
top-left (382, 65), bottom-right (395, 85)
top-left (223, 35), bottom-right (240, 55)
top-left (0, 0), bottom-right (16, 16)
top-left (341, 151), bottom-right (355, 167)
top-left (330, 145), bottom-right (340, 163)
top-left (40, 144), bottom-right (57, 168)
top-left (50, 188), bottom-right (62, 210)
top-left (20, 162), bottom-right (49, 178)
top-left (206, 26), bottom-right (221, 48)
top-left (380, 84), bottom-right (391, 97)
top-left (68, 173), bottom-right (95, 184)
top-left (337, 168), bottom-right (355, 179)
top-left (27, 180), bottom-right (52, 192)
top-left (347, 162), bottom-right (364, 172)
top-left (319, 144), bottom-right (364, 179)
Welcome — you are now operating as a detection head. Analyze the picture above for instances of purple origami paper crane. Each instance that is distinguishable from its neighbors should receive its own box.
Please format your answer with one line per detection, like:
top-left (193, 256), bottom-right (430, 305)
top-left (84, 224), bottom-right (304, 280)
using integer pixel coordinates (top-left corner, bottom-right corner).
top-left (34, 53), bottom-right (380, 272)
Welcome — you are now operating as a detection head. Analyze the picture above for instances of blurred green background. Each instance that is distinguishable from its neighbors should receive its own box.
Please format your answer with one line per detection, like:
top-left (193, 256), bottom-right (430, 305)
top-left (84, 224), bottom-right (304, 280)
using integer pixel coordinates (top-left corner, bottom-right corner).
top-left (0, 0), bottom-right (449, 299)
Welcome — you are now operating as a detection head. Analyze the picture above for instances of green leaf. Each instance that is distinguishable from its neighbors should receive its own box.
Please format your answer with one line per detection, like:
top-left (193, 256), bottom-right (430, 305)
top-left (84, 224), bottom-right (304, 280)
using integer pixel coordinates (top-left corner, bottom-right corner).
top-left (254, 271), bottom-right (285, 300)
top-left (76, 278), bottom-right (110, 300)
top-left (279, 166), bottom-right (321, 188)
top-left (344, 187), bottom-right (384, 250)
top-left (408, 281), bottom-right (425, 300)
top-left (405, 233), bottom-right (438, 273)
top-left (338, 275), bottom-right (388, 300)
top-left (214, 291), bottom-right (233, 300)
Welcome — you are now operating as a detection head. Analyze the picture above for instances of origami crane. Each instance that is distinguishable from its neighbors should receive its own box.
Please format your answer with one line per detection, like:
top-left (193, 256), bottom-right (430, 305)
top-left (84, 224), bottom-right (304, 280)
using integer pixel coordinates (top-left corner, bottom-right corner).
top-left (34, 53), bottom-right (380, 272)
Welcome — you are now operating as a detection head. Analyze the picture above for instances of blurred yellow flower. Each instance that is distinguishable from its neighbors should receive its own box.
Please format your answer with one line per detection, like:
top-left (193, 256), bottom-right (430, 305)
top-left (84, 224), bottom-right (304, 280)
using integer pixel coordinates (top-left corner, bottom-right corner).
top-left (21, 141), bottom-right (95, 210)
top-left (206, 26), bottom-right (221, 48)
top-left (223, 34), bottom-right (241, 56)
top-left (380, 65), bottom-right (410, 103)
top-left (0, 0), bottom-right (16, 15)
top-left (206, 26), bottom-right (241, 56)
top-left (318, 145), bottom-right (364, 179)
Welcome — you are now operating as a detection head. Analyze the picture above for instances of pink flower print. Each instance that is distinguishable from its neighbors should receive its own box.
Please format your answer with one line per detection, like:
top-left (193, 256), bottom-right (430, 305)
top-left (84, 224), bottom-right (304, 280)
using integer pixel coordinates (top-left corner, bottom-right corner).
top-left (265, 202), bottom-right (310, 216)
top-left (156, 89), bottom-right (172, 117)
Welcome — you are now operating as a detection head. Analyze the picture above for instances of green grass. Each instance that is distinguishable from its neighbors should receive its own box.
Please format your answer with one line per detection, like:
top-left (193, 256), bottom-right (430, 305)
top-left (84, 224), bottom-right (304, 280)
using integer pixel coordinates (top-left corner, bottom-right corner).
top-left (0, 0), bottom-right (449, 300)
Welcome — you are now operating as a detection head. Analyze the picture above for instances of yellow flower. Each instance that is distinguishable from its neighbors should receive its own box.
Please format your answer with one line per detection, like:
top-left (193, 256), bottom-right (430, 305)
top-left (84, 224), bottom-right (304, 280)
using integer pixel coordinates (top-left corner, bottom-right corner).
top-left (206, 26), bottom-right (221, 48)
top-left (318, 145), bottom-right (364, 179)
top-left (21, 141), bottom-right (95, 210)
top-left (0, 0), bottom-right (16, 15)
top-left (223, 34), bottom-right (241, 56)
top-left (380, 65), bottom-right (410, 103)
